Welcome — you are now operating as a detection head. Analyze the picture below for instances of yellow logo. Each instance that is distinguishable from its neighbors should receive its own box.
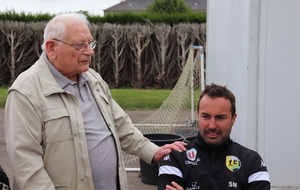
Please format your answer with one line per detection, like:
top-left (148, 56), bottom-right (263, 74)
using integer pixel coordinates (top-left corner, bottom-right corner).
top-left (226, 156), bottom-right (241, 172)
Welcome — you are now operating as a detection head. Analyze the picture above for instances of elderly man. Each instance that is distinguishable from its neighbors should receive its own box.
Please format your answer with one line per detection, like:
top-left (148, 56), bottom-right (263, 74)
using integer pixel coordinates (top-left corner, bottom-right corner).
top-left (158, 83), bottom-right (270, 190)
top-left (4, 13), bottom-right (185, 190)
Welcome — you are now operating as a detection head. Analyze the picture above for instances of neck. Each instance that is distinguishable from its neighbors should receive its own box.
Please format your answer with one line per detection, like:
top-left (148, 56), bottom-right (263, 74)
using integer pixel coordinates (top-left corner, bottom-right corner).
top-left (197, 133), bottom-right (232, 153)
top-left (67, 74), bottom-right (79, 83)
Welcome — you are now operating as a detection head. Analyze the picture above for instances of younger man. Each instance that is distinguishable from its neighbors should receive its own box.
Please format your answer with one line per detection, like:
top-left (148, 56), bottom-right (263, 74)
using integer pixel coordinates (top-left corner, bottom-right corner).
top-left (158, 83), bottom-right (270, 190)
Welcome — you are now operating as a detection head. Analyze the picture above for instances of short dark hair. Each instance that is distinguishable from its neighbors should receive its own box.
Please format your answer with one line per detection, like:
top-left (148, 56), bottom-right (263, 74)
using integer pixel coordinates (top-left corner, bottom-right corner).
top-left (197, 83), bottom-right (236, 116)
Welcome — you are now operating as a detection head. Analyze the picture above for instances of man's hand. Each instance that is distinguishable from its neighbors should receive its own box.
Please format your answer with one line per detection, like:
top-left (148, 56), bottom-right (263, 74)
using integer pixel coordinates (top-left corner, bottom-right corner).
top-left (166, 181), bottom-right (184, 190)
top-left (152, 141), bottom-right (186, 162)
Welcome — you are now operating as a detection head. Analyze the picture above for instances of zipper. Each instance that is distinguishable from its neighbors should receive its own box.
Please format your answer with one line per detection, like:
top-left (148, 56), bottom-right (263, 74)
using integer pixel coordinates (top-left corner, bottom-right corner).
top-left (212, 149), bottom-right (216, 163)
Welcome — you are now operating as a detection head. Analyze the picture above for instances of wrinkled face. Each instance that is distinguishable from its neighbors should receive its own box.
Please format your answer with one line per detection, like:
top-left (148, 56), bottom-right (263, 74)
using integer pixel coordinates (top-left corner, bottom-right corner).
top-left (197, 95), bottom-right (237, 147)
top-left (50, 22), bottom-right (94, 78)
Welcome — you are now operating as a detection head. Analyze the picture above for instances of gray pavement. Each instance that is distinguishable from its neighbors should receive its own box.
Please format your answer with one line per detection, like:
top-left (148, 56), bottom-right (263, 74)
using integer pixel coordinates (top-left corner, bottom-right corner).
top-left (0, 108), bottom-right (157, 190)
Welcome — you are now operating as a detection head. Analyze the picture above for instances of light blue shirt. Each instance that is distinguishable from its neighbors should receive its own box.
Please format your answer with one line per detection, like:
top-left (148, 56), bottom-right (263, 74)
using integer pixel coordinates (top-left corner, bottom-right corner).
top-left (44, 54), bottom-right (118, 190)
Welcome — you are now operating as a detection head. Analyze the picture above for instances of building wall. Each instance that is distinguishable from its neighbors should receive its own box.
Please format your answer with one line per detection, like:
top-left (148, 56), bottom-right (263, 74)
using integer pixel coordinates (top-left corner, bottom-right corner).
top-left (206, 0), bottom-right (300, 188)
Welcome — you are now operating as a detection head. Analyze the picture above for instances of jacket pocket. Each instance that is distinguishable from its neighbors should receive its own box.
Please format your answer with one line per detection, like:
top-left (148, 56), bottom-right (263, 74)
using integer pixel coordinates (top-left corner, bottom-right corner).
top-left (43, 108), bottom-right (73, 144)
top-left (55, 186), bottom-right (68, 190)
top-left (54, 179), bottom-right (71, 190)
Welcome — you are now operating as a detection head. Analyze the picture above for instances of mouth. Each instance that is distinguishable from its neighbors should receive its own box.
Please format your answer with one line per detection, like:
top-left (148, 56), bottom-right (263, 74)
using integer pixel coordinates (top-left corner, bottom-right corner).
top-left (206, 130), bottom-right (220, 139)
top-left (80, 60), bottom-right (90, 64)
top-left (207, 133), bottom-right (218, 139)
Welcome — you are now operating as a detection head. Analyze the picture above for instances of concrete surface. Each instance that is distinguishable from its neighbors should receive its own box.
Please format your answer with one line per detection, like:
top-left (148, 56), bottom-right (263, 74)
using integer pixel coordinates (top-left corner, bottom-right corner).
top-left (0, 109), bottom-right (157, 190)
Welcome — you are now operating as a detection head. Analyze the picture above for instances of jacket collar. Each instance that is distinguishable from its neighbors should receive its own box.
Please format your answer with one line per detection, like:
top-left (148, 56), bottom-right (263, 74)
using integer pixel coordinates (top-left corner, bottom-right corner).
top-left (37, 52), bottom-right (100, 97)
top-left (36, 52), bottom-right (66, 96)
top-left (195, 132), bottom-right (233, 154)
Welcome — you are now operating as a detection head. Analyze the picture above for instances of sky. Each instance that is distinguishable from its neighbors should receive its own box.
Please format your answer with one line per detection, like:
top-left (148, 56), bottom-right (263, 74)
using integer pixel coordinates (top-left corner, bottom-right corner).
top-left (0, 0), bottom-right (121, 16)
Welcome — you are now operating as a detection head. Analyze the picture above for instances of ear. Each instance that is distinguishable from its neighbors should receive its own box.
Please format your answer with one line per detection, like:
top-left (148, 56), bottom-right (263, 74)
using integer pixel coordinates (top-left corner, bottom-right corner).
top-left (231, 113), bottom-right (237, 126)
top-left (45, 40), bottom-right (57, 60)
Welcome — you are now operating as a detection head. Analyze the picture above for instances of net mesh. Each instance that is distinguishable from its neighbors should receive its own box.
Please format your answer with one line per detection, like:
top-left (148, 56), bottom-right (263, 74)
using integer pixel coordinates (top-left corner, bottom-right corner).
top-left (123, 46), bottom-right (205, 168)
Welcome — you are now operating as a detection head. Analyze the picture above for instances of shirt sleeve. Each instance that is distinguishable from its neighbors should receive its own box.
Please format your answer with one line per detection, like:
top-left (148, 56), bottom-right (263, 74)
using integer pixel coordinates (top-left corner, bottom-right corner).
top-left (158, 151), bottom-right (185, 190)
top-left (247, 154), bottom-right (270, 189)
top-left (248, 181), bottom-right (271, 190)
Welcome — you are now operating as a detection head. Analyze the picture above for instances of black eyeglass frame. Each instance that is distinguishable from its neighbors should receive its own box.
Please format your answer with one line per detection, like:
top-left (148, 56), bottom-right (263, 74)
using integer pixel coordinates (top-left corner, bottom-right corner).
top-left (52, 38), bottom-right (97, 51)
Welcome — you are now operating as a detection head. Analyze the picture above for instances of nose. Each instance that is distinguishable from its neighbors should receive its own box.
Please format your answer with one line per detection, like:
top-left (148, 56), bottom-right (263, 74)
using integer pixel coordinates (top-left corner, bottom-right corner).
top-left (208, 118), bottom-right (217, 130)
top-left (83, 45), bottom-right (94, 55)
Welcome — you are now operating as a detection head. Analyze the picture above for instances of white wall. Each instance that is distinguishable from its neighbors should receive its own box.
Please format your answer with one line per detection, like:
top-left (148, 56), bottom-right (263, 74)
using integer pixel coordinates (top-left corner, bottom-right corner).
top-left (206, 0), bottom-right (260, 149)
top-left (206, 0), bottom-right (300, 188)
top-left (259, 0), bottom-right (300, 187)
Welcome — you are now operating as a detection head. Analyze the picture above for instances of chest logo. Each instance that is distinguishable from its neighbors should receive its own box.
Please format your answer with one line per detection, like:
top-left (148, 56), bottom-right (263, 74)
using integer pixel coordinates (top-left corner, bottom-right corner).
top-left (186, 148), bottom-right (197, 161)
top-left (226, 156), bottom-right (241, 172)
top-left (163, 155), bottom-right (171, 161)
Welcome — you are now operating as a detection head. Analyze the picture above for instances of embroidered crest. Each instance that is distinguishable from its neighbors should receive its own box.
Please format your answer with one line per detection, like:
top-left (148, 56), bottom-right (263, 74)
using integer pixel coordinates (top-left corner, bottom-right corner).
top-left (226, 156), bottom-right (241, 172)
top-left (186, 148), bottom-right (197, 161)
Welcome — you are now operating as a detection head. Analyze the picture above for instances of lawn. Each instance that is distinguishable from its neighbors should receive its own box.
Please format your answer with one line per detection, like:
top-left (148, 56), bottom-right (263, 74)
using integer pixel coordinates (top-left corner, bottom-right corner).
top-left (0, 88), bottom-right (171, 110)
top-left (110, 89), bottom-right (171, 110)
top-left (0, 88), bottom-right (8, 108)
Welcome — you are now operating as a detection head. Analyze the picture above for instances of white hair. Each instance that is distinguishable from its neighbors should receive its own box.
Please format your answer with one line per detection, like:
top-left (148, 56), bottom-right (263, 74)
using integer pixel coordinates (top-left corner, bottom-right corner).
top-left (41, 13), bottom-right (89, 50)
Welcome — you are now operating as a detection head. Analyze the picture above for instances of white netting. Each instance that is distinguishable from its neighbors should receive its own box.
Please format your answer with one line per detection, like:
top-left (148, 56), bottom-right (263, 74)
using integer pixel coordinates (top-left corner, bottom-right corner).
top-left (123, 46), bottom-right (205, 168)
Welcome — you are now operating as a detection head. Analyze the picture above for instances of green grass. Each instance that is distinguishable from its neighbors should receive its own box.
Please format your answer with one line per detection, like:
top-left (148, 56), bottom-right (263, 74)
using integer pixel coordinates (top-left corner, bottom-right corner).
top-left (0, 88), bottom-right (8, 108)
top-left (110, 89), bottom-right (171, 110)
top-left (0, 88), bottom-right (171, 110)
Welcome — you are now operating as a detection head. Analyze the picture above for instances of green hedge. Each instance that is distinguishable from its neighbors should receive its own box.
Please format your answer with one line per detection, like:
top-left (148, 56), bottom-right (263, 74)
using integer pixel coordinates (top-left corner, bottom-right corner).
top-left (0, 10), bottom-right (55, 22)
top-left (0, 10), bottom-right (206, 25)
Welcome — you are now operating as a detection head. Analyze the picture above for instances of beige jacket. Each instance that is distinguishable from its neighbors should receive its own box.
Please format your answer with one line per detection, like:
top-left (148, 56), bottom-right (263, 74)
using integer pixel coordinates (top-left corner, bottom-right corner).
top-left (4, 53), bottom-right (158, 190)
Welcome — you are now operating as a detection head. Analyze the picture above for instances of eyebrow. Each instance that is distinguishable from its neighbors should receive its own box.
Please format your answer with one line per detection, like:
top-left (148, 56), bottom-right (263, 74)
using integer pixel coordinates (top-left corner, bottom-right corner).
top-left (200, 112), bottom-right (209, 115)
top-left (200, 112), bottom-right (227, 117)
top-left (216, 114), bottom-right (227, 117)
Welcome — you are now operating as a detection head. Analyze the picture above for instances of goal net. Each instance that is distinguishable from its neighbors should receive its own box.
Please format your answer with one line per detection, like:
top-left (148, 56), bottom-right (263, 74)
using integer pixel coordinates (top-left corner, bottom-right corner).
top-left (124, 45), bottom-right (205, 168)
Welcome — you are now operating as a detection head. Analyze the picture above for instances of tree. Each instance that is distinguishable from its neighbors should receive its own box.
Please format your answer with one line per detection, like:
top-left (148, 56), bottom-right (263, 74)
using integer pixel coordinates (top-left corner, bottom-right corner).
top-left (147, 0), bottom-right (192, 14)
top-left (108, 24), bottom-right (127, 88)
top-left (90, 23), bottom-right (110, 73)
top-left (0, 21), bottom-right (36, 85)
top-left (175, 24), bottom-right (191, 70)
top-left (153, 24), bottom-right (175, 88)
top-left (127, 24), bottom-right (151, 88)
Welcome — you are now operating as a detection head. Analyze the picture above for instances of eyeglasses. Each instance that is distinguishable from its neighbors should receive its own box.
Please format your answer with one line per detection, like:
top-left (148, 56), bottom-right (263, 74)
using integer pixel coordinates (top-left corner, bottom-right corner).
top-left (52, 38), bottom-right (97, 52)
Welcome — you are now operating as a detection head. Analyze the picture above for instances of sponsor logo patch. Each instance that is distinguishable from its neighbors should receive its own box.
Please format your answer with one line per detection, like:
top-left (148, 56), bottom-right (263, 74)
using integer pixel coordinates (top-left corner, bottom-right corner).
top-left (163, 155), bottom-right (171, 161)
top-left (226, 155), bottom-right (241, 172)
top-left (186, 148), bottom-right (197, 161)
top-left (187, 181), bottom-right (201, 190)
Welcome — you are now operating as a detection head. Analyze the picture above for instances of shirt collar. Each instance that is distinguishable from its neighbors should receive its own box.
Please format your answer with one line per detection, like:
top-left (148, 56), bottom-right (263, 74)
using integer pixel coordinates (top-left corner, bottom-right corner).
top-left (43, 53), bottom-right (88, 88)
